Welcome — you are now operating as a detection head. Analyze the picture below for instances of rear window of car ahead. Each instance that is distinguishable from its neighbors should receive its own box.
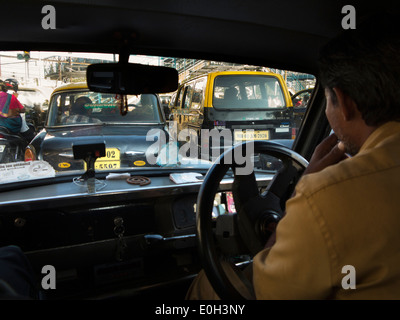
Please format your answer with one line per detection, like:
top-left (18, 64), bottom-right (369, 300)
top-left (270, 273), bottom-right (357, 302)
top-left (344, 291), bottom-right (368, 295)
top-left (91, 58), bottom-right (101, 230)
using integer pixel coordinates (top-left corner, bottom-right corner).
top-left (212, 75), bottom-right (286, 110)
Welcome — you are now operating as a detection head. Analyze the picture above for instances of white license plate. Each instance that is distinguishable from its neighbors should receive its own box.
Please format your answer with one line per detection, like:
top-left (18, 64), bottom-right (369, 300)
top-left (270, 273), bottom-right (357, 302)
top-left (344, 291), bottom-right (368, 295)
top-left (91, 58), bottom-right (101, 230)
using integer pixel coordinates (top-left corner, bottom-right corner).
top-left (234, 130), bottom-right (269, 141)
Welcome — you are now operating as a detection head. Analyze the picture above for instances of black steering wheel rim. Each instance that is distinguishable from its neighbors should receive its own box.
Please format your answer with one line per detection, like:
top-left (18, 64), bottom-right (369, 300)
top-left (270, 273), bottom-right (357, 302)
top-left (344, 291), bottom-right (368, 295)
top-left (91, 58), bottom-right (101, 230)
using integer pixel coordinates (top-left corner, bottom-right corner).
top-left (196, 140), bottom-right (308, 300)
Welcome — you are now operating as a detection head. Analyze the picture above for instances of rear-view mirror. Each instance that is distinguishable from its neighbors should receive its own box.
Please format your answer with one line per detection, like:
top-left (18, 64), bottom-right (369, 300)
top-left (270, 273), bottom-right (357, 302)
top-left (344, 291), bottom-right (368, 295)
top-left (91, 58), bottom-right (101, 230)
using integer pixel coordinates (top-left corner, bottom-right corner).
top-left (86, 63), bottom-right (178, 95)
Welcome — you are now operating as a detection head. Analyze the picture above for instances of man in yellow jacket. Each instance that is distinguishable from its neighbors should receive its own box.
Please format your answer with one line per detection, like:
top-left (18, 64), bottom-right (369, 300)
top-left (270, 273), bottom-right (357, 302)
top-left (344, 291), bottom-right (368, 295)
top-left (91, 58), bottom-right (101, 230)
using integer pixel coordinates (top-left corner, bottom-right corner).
top-left (188, 12), bottom-right (400, 299)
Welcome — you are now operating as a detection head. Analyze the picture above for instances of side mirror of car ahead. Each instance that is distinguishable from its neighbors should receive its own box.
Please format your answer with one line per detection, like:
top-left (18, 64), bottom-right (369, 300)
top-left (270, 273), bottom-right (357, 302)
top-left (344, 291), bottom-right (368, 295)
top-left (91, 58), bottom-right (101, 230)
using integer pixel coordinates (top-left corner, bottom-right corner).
top-left (86, 63), bottom-right (179, 95)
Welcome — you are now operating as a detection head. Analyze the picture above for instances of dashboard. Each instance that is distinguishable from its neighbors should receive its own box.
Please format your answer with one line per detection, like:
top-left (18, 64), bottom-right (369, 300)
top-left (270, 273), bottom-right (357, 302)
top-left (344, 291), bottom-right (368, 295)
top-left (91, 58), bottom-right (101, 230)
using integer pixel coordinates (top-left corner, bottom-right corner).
top-left (0, 171), bottom-right (273, 299)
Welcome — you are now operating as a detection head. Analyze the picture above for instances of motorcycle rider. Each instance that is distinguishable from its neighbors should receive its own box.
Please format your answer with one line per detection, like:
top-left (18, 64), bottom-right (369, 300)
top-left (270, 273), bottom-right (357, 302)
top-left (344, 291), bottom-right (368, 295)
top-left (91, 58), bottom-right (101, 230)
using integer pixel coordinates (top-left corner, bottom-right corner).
top-left (0, 79), bottom-right (25, 133)
top-left (0, 79), bottom-right (34, 142)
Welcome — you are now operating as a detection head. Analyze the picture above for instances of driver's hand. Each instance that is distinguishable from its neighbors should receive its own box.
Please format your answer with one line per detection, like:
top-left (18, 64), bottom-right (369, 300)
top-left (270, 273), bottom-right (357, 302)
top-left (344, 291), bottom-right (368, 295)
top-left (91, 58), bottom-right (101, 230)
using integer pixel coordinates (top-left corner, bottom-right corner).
top-left (303, 133), bottom-right (347, 175)
top-left (264, 134), bottom-right (347, 249)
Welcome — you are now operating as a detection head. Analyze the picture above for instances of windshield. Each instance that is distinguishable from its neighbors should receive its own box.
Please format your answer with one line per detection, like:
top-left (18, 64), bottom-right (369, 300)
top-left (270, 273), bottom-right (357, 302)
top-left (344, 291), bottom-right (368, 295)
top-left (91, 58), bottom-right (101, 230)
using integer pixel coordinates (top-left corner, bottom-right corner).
top-left (213, 75), bottom-right (286, 109)
top-left (47, 91), bottom-right (162, 126)
top-left (0, 51), bottom-right (315, 185)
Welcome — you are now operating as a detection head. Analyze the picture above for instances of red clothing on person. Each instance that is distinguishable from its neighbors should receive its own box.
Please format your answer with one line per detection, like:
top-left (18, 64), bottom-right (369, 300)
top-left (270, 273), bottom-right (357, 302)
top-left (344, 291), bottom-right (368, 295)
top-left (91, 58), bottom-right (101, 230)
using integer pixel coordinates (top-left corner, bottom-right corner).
top-left (0, 91), bottom-right (24, 118)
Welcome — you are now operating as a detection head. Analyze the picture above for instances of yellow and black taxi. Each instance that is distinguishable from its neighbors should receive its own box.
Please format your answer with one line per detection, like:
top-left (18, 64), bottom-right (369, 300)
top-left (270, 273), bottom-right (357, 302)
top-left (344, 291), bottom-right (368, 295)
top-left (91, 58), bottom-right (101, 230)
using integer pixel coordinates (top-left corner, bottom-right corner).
top-left (24, 82), bottom-right (168, 172)
top-left (169, 70), bottom-right (296, 158)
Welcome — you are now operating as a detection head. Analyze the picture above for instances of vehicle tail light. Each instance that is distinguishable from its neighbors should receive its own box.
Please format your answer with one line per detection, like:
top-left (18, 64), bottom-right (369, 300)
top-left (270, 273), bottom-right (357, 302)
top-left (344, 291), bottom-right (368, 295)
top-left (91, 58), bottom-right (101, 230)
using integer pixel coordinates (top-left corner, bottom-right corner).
top-left (0, 133), bottom-right (4, 139)
top-left (25, 147), bottom-right (36, 161)
top-left (291, 128), bottom-right (297, 139)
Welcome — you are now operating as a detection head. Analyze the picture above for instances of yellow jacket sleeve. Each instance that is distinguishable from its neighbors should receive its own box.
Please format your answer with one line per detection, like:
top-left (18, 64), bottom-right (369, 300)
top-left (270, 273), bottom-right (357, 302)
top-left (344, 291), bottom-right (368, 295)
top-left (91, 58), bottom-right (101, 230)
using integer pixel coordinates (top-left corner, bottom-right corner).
top-left (252, 190), bottom-right (334, 299)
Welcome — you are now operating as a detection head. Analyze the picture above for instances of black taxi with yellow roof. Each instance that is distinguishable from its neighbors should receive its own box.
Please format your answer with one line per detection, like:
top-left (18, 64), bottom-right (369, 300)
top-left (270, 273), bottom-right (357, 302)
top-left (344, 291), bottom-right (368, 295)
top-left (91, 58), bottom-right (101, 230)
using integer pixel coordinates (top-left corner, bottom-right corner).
top-left (25, 82), bottom-right (169, 172)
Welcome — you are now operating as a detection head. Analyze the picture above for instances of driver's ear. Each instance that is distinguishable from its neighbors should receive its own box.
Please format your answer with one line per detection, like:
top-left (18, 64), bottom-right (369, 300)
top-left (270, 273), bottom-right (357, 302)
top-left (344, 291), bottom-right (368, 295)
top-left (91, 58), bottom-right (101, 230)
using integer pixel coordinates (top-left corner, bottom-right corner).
top-left (332, 87), bottom-right (358, 122)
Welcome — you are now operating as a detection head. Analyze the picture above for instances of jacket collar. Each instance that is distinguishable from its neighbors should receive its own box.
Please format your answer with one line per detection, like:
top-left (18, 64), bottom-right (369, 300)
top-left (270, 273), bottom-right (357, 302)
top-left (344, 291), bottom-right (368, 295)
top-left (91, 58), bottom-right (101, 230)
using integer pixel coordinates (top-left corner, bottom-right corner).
top-left (360, 121), bottom-right (400, 154)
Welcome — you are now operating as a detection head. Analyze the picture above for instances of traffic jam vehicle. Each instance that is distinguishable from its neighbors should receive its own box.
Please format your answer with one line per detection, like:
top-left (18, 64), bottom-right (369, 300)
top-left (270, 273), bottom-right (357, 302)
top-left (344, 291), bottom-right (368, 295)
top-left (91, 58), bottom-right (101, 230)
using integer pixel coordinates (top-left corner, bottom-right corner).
top-left (25, 83), bottom-right (169, 172)
top-left (169, 70), bottom-right (296, 153)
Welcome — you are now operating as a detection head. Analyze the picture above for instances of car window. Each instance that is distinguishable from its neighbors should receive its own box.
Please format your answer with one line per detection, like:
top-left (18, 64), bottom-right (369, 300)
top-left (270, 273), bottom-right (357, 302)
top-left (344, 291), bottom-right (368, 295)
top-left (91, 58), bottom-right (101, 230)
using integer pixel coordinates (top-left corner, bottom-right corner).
top-left (213, 75), bottom-right (286, 109)
top-left (47, 91), bottom-right (161, 126)
top-left (182, 82), bottom-right (194, 109)
top-left (176, 86), bottom-right (185, 109)
top-left (191, 78), bottom-right (206, 109)
top-left (292, 89), bottom-right (313, 108)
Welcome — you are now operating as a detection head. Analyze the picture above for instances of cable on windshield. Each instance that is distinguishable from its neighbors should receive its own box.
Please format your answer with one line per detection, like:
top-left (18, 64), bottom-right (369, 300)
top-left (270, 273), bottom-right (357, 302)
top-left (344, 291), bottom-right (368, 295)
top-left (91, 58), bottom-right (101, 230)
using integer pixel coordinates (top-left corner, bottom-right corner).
top-left (116, 94), bottom-right (128, 116)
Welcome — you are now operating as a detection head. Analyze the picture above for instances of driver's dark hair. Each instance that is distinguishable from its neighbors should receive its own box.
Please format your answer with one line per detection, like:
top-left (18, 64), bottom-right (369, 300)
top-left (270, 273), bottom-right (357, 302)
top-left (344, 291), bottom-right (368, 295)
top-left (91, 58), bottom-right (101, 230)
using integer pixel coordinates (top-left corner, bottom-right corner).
top-left (317, 12), bottom-right (400, 126)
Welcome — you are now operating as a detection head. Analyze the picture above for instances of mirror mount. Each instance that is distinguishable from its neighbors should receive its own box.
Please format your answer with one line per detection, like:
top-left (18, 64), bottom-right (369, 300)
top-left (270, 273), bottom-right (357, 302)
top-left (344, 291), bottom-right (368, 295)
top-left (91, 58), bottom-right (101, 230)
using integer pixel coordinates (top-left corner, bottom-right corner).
top-left (113, 30), bottom-right (137, 64)
top-left (117, 45), bottom-right (130, 66)
top-left (88, 31), bottom-right (178, 95)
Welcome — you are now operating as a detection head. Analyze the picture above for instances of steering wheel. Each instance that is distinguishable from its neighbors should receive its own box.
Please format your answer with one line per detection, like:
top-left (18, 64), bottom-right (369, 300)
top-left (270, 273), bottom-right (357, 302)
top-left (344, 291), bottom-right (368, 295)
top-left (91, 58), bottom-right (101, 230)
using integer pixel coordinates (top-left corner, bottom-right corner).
top-left (196, 140), bottom-right (309, 299)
